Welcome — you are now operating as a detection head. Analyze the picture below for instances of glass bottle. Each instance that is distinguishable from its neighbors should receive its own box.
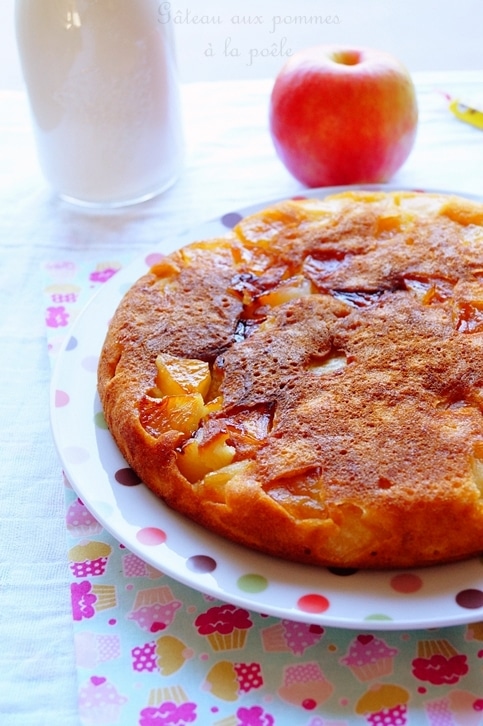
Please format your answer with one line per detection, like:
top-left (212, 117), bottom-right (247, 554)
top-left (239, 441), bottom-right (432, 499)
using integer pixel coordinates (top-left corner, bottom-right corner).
top-left (15, 0), bottom-right (184, 207)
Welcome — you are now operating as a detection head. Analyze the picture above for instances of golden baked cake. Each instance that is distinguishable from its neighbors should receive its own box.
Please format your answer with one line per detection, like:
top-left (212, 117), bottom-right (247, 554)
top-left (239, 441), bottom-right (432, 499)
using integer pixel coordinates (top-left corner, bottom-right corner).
top-left (98, 190), bottom-right (483, 569)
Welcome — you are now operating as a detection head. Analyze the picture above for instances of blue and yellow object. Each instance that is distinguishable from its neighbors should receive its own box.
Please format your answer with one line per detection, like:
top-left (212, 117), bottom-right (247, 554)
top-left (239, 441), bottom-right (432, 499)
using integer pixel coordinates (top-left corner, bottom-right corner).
top-left (449, 97), bottom-right (483, 130)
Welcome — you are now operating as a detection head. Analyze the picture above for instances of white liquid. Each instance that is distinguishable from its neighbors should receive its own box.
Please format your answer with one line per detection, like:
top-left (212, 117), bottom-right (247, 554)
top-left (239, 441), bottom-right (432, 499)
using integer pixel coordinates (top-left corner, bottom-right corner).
top-left (16, 0), bottom-right (183, 206)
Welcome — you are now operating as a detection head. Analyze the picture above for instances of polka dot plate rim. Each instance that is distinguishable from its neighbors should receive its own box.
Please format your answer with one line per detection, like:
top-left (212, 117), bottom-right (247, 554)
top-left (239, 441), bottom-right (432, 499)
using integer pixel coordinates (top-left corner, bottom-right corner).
top-left (50, 184), bottom-right (483, 631)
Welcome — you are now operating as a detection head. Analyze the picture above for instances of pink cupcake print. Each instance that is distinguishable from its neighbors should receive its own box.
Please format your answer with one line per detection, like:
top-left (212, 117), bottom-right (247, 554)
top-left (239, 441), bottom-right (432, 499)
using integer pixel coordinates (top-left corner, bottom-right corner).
top-left (122, 552), bottom-right (162, 580)
top-left (68, 541), bottom-right (112, 578)
top-left (424, 690), bottom-right (483, 726)
top-left (261, 619), bottom-right (324, 655)
top-left (194, 603), bottom-right (253, 651)
top-left (412, 639), bottom-right (468, 685)
top-left (74, 631), bottom-right (121, 669)
top-left (213, 705), bottom-right (275, 726)
top-left (340, 633), bottom-right (398, 682)
top-left (71, 581), bottom-right (117, 621)
top-left (45, 260), bottom-right (77, 281)
top-left (45, 282), bottom-right (81, 303)
top-left (132, 641), bottom-right (158, 674)
top-left (66, 498), bottom-right (103, 538)
top-left (203, 660), bottom-right (264, 701)
top-left (128, 585), bottom-right (182, 633)
top-left (277, 661), bottom-right (334, 710)
top-left (89, 261), bottom-right (121, 284)
top-left (355, 683), bottom-right (410, 725)
top-left (139, 686), bottom-right (196, 726)
top-left (78, 676), bottom-right (127, 726)
top-left (131, 635), bottom-right (195, 675)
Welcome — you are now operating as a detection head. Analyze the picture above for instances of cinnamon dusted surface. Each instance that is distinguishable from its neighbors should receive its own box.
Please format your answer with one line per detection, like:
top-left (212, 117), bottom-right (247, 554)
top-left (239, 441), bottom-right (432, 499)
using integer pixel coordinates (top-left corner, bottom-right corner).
top-left (98, 191), bottom-right (483, 569)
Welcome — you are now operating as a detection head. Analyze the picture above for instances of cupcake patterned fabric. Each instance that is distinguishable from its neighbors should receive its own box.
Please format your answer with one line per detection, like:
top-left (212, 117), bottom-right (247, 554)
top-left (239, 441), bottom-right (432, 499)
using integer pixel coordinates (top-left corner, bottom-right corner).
top-left (45, 258), bottom-right (483, 726)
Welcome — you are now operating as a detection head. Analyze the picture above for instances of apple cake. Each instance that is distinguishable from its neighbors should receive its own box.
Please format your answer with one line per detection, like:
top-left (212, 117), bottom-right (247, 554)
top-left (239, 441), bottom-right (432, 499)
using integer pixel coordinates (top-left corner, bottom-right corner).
top-left (97, 190), bottom-right (483, 569)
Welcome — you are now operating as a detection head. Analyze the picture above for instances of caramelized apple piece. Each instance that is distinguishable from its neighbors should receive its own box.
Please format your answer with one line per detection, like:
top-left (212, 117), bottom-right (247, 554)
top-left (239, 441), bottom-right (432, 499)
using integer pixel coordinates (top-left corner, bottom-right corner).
top-left (154, 353), bottom-right (211, 398)
top-left (150, 258), bottom-right (180, 278)
top-left (258, 276), bottom-right (312, 307)
top-left (139, 393), bottom-right (207, 437)
top-left (177, 432), bottom-right (236, 483)
top-left (455, 301), bottom-right (483, 333)
top-left (200, 461), bottom-right (251, 501)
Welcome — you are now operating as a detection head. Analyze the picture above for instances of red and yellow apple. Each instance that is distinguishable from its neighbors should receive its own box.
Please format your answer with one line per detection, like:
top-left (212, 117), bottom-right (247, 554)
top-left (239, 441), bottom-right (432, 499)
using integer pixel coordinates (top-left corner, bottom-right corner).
top-left (269, 45), bottom-right (418, 187)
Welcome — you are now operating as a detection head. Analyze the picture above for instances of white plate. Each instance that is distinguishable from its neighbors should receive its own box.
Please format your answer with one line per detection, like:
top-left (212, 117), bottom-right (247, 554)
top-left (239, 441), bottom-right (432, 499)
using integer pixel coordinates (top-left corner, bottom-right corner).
top-left (50, 185), bottom-right (483, 631)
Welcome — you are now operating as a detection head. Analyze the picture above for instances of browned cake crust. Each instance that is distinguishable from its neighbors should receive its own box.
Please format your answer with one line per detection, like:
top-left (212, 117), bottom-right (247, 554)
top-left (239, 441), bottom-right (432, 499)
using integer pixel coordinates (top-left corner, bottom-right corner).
top-left (98, 190), bottom-right (483, 569)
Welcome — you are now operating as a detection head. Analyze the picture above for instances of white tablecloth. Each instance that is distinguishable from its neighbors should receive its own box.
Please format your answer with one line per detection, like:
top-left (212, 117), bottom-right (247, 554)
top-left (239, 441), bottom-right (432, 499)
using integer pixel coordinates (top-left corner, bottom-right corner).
top-left (2, 72), bottom-right (483, 726)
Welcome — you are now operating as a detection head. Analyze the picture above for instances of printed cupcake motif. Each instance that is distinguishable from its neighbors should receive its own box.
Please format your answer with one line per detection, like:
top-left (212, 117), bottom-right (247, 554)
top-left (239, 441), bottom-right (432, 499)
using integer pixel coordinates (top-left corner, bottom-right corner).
top-left (194, 603), bottom-right (253, 651)
top-left (45, 282), bottom-right (81, 303)
top-left (71, 581), bottom-right (117, 621)
top-left (156, 635), bottom-right (195, 675)
top-left (465, 621), bottom-right (483, 642)
top-left (128, 585), bottom-right (182, 634)
top-left (78, 675), bottom-right (127, 726)
top-left (66, 499), bottom-right (103, 538)
top-left (203, 660), bottom-right (264, 701)
top-left (74, 631), bottom-right (121, 669)
top-left (340, 633), bottom-right (398, 682)
top-left (139, 686), bottom-right (196, 726)
top-left (261, 619), bottom-right (324, 655)
top-left (89, 261), bottom-right (121, 284)
top-left (277, 661), bottom-right (334, 710)
top-left (355, 683), bottom-right (410, 725)
top-left (122, 552), bottom-right (162, 580)
top-left (132, 635), bottom-right (194, 675)
top-left (214, 705), bottom-right (276, 726)
top-left (412, 639), bottom-right (468, 685)
top-left (68, 541), bottom-right (112, 578)
top-left (424, 689), bottom-right (483, 726)
top-left (131, 641), bottom-right (158, 674)
top-left (45, 259), bottom-right (77, 282)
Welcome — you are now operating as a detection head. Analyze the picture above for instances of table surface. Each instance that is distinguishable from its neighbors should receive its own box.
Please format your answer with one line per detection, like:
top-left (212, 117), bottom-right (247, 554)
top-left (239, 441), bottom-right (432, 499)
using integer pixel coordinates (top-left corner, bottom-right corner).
top-left (2, 71), bottom-right (483, 726)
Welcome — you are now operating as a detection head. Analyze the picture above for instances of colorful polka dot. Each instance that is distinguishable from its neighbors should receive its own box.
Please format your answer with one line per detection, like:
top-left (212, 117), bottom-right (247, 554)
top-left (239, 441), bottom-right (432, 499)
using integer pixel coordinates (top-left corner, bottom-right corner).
top-left (237, 574), bottom-right (268, 593)
top-left (297, 593), bottom-right (330, 614)
top-left (221, 211), bottom-right (243, 228)
top-left (302, 698), bottom-right (317, 710)
top-left (364, 614), bottom-right (393, 622)
top-left (63, 446), bottom-right (90, 465)
top-left (94, 411), bottom-right (108, 429)
top-left (93, 501), bottom-right (115, 519)
top-left (66, 336), bottom-right (78, 351)
top-left (186, 555), bottom-right (217, 574)
top-left (456, 588), bottom-right (483, 609)
top-left (145, 252), bottom-right (165, 267)
top-left (82, 355), bottom-right (98, 372)
top-left (136, 527), bottom-right (167, 546)
top-left (114, 468), bottom-right (142, 486)
top-left (390, 573), bottom-right (423, 594)
top-left (55, 389), bottom-right (70, 407)
top-left (328, 567), bottom-right (358, 577)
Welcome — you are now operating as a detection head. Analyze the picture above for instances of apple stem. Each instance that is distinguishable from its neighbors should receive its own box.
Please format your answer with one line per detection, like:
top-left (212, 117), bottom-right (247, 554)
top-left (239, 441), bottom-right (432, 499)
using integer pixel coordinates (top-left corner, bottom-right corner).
top-left (331, 50), bottom-right (361, 66)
